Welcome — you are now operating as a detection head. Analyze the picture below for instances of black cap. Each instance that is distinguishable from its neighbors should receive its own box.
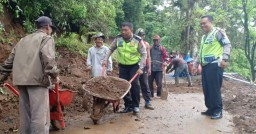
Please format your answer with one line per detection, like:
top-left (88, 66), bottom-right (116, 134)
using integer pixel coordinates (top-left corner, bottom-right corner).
top-left (35, 16), bottom-right (55, 28)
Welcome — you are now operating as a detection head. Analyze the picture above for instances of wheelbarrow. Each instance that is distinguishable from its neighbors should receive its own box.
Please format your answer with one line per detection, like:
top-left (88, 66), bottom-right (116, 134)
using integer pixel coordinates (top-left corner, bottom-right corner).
top-left (82, 70), bottom-right (138, 124)
top-left (1, 82), bottom-right (77, 130)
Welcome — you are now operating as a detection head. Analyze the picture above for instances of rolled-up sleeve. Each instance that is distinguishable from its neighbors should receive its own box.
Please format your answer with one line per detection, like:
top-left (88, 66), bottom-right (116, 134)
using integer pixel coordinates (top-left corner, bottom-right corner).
top-left (104, 39), bottom-right (117, 61)
top-left (216, 31), bottom-right (231, 60)
top-left (138, 40), bottom-right (147, 69)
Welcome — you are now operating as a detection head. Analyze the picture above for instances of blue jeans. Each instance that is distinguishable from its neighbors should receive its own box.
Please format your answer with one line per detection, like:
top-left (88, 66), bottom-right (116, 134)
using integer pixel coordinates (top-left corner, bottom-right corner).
top-left (202, 63), bottom-right (223, 114)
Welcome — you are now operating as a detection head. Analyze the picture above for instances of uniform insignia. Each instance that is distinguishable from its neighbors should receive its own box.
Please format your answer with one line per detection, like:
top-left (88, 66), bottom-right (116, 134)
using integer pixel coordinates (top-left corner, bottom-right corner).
top-left (130, 41), bottom-right (135, 47)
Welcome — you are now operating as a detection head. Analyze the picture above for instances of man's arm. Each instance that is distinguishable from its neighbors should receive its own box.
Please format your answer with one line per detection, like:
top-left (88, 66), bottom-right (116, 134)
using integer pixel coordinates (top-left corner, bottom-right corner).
top-left (162, 46), bottom-right (168, 61)
top-left (40, 36), bottom-right (59, 79)
top-left (138, 40), bottom-right (147, 69)
top-left (145, 42), bottom-right (151, 73)
top-left (86, 48), bottom-right (92, 67)
top-left (216, 30), bottom-right (232, 60)
top-left (104, 39), bottom-right (117, 61)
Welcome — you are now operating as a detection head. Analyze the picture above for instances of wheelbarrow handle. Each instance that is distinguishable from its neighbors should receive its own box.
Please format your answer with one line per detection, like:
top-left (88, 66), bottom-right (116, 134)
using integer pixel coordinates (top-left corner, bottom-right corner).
top-left (3, 83), bottom-right (20, 96)
top-left (128, 73), bottom-right (139, 83)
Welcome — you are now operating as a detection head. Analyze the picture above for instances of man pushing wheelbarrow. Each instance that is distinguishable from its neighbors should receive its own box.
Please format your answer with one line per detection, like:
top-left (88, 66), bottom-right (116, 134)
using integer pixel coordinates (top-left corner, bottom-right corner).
top-left (0, 16), bottom-right (59, 134)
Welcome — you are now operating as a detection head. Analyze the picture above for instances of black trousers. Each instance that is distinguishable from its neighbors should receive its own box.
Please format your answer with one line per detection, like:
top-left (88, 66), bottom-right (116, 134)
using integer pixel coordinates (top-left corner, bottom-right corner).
top-left (119, 64), bottom-right (140, 108)
top-left (148, 71), bottom-right (163, 97)
top-left (139, 67), bottom-right (151, 103)
top-left (202, 63), bottom-right (223, 114)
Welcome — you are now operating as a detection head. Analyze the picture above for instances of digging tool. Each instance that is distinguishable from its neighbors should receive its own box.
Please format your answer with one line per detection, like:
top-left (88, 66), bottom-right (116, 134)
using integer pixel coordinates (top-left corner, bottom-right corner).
top-left (161, 66), bottom-right (168, 100)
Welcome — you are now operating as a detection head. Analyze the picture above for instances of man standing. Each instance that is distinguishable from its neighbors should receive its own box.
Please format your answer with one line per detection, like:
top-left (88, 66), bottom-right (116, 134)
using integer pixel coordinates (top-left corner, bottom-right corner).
top-left (135, 28), bottom-right (154, 110)
top-left (149, 35), bottom-right (168, 98)
top-left (0, 16), bottom-right (59, 134)
top-left (103, 22), bottom-right (147, 114)
top-left (166, 57), bottom-right (192, 87)
top-left (86, 32), bottom-right (112, 77)
top-left (194, 15), bottom-right (231, 119)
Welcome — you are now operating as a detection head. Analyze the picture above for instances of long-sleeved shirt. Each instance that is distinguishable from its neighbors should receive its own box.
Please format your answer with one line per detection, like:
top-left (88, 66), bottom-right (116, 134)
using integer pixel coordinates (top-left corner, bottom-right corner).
top-left (105, 34), bottom-right (147, 69)
top-left (150, 44), bottom-right (168, 71)
top-left (87, 45), bottom-right (112, 77)
top-left (0, 30), bottom-right (58, 86)
top-left (194, 27), bottom-right (231, 67)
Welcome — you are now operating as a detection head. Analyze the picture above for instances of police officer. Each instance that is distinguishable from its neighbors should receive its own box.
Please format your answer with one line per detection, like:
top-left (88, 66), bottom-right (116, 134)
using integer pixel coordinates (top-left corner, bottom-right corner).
top-left (103, 22), bottom-right (147, 114)
top-left (194, 15), bottom-right (231, 119)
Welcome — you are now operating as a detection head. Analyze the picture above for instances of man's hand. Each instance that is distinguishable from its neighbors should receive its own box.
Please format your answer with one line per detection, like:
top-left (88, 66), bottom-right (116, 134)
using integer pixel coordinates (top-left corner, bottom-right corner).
top-left (85, 66), bottom-right (92, 72)
top-left (147, 68), bottom-right (151, 75)
top-left (220, 60), bottom-right (229, 69)
top-left (163, 62), bottom-right (168, 66)
top-left (107, 71), bottom-right (112, 76)
top-left (137, 69), bottom-right (143, 75)
top-left (52, 76), bottom-right (61, 84)
top-left (0, 74), bottom-right (8, 84)
top-left (102, 60), bottom-right (107, 67)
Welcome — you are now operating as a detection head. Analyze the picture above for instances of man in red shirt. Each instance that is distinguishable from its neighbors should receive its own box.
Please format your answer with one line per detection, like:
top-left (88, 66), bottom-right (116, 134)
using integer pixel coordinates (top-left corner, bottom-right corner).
top-left (135, 28), bottom-right (154, 110)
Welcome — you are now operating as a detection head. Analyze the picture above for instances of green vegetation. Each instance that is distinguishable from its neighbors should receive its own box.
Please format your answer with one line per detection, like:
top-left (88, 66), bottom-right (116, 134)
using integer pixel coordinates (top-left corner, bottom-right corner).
top-left (0, 0), bottom-right (256, 81)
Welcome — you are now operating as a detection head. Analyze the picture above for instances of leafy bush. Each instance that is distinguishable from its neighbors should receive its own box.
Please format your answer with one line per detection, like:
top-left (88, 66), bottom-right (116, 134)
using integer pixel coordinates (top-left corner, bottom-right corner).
top-left (55, 33), bottom-right (92, 57)
top-left (226, 49), bottom-right (251, 80)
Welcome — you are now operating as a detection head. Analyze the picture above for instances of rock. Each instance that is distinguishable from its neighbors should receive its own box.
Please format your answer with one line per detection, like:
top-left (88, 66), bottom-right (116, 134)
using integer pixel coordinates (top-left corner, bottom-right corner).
top-left (71, 68), bottom-right (82, 78)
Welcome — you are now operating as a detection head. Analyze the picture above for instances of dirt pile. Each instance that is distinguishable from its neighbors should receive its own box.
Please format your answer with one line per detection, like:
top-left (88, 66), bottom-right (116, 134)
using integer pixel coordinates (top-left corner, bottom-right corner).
top-left (222, 80), bottom-right (256, 133)
top-left (83, 76), bottom-right (130, 100)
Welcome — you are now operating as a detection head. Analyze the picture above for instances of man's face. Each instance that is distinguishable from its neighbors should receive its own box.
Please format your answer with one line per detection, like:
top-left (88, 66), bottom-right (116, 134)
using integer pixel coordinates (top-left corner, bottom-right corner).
top-left (153, 39), bottom-right (160, 45)
top-left (95, 37), bottom-right (103, 47)
top-left (121, 26), bottom-right (132, 39)
top-left (200, 17), bottom-right (212, 33)
top-left (46, 25), bottom-right (53, 35)
top-left (140, 34), bottom-right (145, 39)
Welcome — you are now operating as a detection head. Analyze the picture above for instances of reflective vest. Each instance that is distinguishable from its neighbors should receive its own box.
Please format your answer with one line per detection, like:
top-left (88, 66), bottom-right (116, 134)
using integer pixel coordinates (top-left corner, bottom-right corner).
top-left (199, 27), bottom-right (223, 65)
top-left (116, 36), bottom-right (140, 65)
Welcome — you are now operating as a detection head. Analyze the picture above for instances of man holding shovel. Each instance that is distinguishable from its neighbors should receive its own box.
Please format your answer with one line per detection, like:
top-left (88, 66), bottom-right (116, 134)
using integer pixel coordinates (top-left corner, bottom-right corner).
top-left (0, 16), bottom-right (59, 134)
top-left (135, 28), bottom-right (154, 110)
top-left (86, 32), bottom-right (112, 77)
top-left (103, 22), bottom-right (147, 114)
top-left (149, 35), bottom-right (168, 98)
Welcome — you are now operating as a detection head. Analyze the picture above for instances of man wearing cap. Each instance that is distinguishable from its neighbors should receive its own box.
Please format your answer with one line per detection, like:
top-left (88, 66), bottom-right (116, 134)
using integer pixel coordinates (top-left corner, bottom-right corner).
top-left (149, 35), bottom-right (168, 98)
top-left (0, 16), bottom-right (59, 134)
top-left (86, 32), bottom-right (112, 77)
top-left (135, 28), bottom-right (154, 110)
top-left (103, 22), bottom-right (147, 114)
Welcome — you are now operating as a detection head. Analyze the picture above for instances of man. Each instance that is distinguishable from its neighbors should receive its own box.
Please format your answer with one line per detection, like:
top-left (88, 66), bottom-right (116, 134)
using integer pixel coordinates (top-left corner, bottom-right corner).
top-left (103, 22), bottom-right (147, 114)
top-left (135, 28), bottom-right (154, 110)
top-left (175, 50), bottom-right (183, 59)
top-left (166, 57), bottom-right (192, 87)
top-left (194, 15), bottom-right (231, 119)
top-left (149, 35), bottom-right (168, 98)
top-left (86, 32), bottom-right (112, 77)
top-left (0, 16), bottom-right (59, 134)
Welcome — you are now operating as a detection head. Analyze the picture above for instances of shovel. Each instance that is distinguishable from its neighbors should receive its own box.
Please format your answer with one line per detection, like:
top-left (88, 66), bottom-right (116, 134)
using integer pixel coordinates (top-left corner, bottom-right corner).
top-left (161, 66), bottom-right (168, 100)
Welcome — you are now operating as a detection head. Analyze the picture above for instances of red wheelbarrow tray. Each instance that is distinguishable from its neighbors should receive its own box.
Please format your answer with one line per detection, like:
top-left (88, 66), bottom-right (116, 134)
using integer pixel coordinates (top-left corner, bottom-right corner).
top-left (82, 76), bottom-right (131, 101)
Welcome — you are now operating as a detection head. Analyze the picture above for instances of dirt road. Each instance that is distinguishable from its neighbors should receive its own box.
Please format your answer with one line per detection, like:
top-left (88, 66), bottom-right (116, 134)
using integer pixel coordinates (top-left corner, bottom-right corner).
top-left (51, 93), bottom-right (235, 134)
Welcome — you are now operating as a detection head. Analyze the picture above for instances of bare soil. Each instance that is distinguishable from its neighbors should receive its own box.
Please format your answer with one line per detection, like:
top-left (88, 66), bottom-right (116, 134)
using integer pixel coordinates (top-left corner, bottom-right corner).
top-left (83, 76), bottom-right (130, 100)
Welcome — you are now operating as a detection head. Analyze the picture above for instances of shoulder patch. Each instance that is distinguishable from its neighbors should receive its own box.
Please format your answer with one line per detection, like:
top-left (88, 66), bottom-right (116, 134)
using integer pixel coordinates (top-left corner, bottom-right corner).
top-left (134, 34), bottom-right (142, 41)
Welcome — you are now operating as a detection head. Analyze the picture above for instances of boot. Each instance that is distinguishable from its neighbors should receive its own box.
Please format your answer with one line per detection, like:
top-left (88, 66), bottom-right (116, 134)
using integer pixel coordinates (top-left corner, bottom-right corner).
top-left (175, 77), bottom-right (179, 87)
top-left (187, 76), bottom-right (192, 87)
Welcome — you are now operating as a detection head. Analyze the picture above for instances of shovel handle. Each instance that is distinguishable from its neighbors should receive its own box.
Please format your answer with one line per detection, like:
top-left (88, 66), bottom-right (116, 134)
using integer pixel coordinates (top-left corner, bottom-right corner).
top-left (129, 73), bottom-right (139, 83)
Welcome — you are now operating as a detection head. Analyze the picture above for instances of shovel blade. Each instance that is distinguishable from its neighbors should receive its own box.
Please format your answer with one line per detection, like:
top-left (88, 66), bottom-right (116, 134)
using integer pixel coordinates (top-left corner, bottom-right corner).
top-left (161, 91), bottom-right (168, 100)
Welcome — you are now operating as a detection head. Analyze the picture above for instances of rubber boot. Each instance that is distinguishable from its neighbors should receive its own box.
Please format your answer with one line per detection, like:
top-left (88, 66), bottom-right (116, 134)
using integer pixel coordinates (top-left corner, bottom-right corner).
top-left (175, 77), bottom-right (179, 87)
top-left (187, 76), bottom-right (192, 87)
